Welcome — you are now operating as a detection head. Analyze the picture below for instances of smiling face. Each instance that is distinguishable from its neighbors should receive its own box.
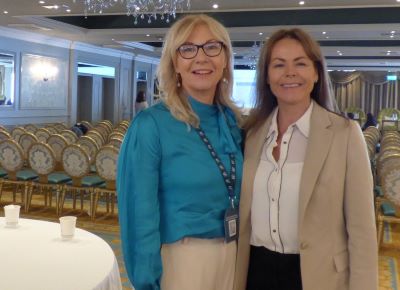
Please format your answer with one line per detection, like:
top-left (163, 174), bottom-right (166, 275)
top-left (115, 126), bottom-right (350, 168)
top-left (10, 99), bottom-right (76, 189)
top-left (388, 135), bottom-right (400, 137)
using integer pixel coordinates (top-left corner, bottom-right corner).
top-left (268, 37), bottom-right (318, 109)
top-left (175, 24), bottom-right (227, 104)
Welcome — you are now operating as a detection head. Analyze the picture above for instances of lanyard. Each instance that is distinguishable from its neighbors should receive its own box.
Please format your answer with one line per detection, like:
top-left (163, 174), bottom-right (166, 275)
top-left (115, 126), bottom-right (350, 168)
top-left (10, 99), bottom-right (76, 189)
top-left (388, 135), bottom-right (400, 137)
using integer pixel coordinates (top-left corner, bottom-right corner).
top-left (195, 127), bottom-right (236, 208)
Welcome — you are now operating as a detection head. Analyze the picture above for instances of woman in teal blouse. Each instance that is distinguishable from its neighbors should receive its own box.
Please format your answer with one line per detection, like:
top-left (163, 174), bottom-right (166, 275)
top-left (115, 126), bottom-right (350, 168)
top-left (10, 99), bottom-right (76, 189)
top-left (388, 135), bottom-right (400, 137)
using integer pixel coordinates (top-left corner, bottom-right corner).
top-left (117, 14), bottom-right (243, 290)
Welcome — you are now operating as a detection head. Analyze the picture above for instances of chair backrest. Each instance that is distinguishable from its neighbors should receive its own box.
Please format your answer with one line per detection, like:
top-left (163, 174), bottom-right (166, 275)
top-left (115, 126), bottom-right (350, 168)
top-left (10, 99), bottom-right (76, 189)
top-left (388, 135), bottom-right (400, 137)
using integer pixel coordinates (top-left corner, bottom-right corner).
top-left (60, 130), bottom-right (78, 144)
top-left (19, 132), bottom-right (39, 159)
top-left (47, 134), bottom-right (68, 162)
top-left (0, 130), bottom-right (11, 142)
top-left (35, 128), bottom-right (51, 143)
top-left (108, 137), bottom-right (123, 149)
top-left (53, 123), bottom-right (67, 132)
top-left (381, 159), bottom-right (400, 216)
top-left (11, 127), bottom-right (26, 142)
top-left (0, 139), bottom-right (25, 174)
top-left (77, 135), bottom-right (99, 163)
top-left (86, 129), bottom-right (105, 147)
top-left (24, 124), bottom-right (38, 134)
top-left (80, 120), bottom-right (93, 130)
top-left (95, 145), bottom-right (118, 182)
top-left (62, 144), bottom-right (90, 178)
top-left (345, 107), bottom-right (366, 124)
top-left (28, 142), bottom-right (56, 177)
top-left (45, 126), bottom-right (58, 134)
top-left (0, 124), bottom-right (8, 132)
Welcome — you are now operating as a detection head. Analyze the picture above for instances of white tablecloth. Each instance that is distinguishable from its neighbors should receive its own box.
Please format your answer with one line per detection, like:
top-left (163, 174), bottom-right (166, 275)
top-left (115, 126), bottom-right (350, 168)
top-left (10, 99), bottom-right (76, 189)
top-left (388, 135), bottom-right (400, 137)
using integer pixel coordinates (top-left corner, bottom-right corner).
top-left (0, 217), bottom-right (123, 290)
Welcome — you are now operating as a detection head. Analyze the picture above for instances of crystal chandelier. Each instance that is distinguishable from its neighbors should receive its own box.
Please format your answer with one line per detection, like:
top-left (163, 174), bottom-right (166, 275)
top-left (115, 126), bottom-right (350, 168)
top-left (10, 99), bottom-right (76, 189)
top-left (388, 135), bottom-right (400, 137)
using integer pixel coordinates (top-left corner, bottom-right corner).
top-left (74, 0), bottom-right (191, 24)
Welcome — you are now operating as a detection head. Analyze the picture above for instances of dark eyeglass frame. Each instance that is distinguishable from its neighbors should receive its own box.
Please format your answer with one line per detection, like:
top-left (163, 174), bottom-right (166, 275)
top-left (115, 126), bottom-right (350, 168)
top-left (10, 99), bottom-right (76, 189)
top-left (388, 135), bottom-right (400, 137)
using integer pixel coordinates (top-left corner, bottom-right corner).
top-left (177, 41), bottom-right (225, 59)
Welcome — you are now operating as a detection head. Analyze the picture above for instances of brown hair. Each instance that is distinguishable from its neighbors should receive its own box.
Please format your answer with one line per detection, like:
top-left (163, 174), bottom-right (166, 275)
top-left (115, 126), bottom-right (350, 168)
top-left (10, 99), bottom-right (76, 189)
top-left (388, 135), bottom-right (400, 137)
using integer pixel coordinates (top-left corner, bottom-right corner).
top-left (245, 28), bottom-right (336, 133)
top-left (157, 14), bottom-right (242, 127)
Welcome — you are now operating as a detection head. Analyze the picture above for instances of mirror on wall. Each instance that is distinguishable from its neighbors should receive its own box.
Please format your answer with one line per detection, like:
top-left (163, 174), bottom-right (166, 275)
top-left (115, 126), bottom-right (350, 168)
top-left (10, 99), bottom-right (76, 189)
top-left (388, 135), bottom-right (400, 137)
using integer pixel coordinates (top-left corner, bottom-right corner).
top-left (0, 52), bottom-right (15, 107)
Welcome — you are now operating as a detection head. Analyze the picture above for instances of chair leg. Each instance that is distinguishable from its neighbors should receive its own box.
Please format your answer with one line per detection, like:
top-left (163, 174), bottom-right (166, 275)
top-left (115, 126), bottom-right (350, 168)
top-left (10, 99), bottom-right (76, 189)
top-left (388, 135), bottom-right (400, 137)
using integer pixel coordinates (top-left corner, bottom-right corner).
top-left (0, 181), bottom-right (3, 202)
top-left (55, 186), bottom-right (60, 216)
top-left (377, 215), bottom-right (384, 249)
top-left (59, 188), bottom-right (66, 215)
top-left (26, 184), bottom-right (34, 213)
top-left (23, 182), bottom-right (30, 212)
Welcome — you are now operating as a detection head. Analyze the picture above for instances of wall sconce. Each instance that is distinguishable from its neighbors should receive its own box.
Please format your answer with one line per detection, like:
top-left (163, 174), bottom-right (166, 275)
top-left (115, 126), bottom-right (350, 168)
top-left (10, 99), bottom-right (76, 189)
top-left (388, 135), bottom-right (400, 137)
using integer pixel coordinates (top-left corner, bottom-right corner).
top-left (30, 61), bottom-right (59, 82)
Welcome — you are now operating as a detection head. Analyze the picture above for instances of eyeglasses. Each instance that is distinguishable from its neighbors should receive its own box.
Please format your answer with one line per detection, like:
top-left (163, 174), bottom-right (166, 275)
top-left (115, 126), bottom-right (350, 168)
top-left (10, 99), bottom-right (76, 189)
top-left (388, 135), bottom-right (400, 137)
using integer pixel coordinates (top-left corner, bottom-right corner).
top-left (177, 41), bottom-right (225, 59)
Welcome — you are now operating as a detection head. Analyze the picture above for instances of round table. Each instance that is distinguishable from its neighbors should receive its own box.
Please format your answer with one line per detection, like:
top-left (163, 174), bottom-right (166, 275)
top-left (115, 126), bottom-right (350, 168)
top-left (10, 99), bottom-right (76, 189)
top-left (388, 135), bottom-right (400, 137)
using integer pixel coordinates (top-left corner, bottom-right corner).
top-left (0, 217), bottom-right (122, 290)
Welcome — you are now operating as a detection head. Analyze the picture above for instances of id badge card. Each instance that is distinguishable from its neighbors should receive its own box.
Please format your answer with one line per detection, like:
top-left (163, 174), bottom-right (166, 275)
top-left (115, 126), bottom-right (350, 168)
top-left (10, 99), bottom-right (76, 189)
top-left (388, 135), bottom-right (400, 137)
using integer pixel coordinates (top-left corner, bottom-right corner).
top-left (224, 207), bottom-right (239, 243)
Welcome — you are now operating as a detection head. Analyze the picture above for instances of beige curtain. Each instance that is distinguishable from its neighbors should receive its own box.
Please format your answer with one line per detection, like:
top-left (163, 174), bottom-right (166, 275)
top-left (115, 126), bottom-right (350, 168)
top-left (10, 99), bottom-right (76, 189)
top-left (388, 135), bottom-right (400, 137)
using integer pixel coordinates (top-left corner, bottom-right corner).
top-left (330, 71), bottom-right (400, 116)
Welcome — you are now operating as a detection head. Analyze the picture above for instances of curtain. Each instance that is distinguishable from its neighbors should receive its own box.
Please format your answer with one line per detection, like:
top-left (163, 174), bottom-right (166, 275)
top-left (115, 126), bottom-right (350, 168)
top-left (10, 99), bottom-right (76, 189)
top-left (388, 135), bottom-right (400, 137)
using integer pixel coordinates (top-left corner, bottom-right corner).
top-left (330, 71), bottom-right (400, 117)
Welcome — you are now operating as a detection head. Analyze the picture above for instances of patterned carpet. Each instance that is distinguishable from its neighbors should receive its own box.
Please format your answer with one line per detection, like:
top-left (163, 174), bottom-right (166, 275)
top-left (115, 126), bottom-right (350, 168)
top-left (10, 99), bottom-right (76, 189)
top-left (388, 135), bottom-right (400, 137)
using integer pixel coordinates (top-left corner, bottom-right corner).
top-left (1, 191), bottom-right (400, 290)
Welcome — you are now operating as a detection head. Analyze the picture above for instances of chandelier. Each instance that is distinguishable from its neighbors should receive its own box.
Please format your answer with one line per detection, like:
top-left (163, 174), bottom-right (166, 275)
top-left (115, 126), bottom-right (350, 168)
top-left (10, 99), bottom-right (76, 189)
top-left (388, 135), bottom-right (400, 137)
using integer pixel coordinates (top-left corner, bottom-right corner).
top-left (73, 0), bottom-right (191, 24)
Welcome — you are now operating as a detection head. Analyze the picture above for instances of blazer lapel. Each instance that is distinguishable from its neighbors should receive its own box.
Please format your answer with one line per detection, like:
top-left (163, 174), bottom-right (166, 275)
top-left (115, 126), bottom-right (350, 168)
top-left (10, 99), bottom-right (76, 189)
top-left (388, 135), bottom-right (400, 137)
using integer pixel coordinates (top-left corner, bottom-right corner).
top-left (240, 114), bottom-right (273, 229)
top-left (298, 103), bottom-right (334, 228)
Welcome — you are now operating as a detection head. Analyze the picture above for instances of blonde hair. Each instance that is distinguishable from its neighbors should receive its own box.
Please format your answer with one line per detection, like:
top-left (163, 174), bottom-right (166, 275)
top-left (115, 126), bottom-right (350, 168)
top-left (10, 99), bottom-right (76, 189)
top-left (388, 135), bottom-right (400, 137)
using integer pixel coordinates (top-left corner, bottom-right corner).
top-left (157, 14), bottom-right (242, 127)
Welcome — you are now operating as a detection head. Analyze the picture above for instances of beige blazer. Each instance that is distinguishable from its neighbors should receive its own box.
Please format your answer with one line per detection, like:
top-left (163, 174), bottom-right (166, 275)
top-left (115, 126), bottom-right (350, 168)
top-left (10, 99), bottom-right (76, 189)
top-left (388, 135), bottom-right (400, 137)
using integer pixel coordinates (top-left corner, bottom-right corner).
top-left (234, 103), bottom-right (378, 290)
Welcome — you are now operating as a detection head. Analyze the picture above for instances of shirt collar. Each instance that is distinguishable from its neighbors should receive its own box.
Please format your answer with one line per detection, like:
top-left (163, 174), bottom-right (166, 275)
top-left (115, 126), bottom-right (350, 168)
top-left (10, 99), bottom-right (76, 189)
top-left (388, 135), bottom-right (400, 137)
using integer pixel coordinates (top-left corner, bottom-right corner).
top-left (267, 100), bottom-right (314, 139)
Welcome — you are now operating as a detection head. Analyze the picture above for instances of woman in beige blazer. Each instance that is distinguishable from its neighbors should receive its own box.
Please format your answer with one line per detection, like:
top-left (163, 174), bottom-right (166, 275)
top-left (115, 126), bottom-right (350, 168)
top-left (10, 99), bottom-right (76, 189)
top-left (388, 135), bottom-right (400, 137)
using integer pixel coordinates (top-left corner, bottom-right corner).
top-left (234, 28), bottom-right (378, 290)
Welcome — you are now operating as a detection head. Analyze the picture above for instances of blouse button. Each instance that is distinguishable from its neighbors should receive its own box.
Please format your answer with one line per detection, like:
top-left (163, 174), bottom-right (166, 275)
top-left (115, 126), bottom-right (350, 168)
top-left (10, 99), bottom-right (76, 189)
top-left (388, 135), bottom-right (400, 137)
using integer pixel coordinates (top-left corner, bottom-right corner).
top-left (283, 141), bottom-right (287, 144)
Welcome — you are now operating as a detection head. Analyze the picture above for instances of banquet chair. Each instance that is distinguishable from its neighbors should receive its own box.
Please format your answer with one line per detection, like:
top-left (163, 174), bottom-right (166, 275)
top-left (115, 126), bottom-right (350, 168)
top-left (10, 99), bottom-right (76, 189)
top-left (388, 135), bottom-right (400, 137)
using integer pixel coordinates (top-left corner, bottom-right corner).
top-left (77, 136), bottom-right (99, 165)
top-left (59, 144), bottom-right (104, 216)
top-left (10, 127), bottom-right (26, 142)
top-left (0, 130), bottom-right (11, 141)
top-left (47, 134), bottom-right (68, 171)
top-left (27, 142), bottom-right (71, 214)
top-left (345, 107), bottom-right (366, 125)
top-left (92, 145), bottom-right (119, 220)
top-left (35, 128), bottom-right (51, 143)
top-left (0, 139), bottom-right (37, 210)
top-left (19, 132), bottom-right (39, 160)
top-left (86, 129), bottom-right (105, 148)
top-left (377, 157), bottom-right (400, 248)
top-left (24, 124), bottom-right (38, 134)
top-left (60, 129), bottom-right (78, 144)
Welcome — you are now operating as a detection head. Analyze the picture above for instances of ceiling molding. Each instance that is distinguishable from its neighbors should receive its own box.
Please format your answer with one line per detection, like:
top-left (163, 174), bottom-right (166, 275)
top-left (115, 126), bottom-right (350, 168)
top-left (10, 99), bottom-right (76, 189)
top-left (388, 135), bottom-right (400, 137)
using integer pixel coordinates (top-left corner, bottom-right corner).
top-left (72, 42), bottom-right (134, 60)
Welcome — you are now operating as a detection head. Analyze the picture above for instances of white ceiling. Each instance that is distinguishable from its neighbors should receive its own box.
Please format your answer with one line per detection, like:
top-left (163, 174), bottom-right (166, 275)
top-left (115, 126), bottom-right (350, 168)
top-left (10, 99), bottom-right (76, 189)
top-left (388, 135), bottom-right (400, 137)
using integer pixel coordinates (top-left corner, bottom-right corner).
top-left (1, 0), bottom-right (400, 70)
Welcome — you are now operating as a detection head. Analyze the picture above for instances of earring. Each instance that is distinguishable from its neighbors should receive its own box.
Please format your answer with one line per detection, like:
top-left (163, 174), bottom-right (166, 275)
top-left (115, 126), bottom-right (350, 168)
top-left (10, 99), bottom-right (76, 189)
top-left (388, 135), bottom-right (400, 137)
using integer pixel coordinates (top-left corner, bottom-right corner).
top-left (176, 73), bottom-right (181, 88)
top-left (222, 69), bottom-right (228, 84)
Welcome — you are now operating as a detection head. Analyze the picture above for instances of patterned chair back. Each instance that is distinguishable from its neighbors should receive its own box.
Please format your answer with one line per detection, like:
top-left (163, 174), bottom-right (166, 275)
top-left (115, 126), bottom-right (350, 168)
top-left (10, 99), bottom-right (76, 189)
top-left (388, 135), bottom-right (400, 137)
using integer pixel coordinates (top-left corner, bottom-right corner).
top-left (77, 136), bottom-right (99, 164)
top-left (47, 134), bottom-right (68, 167)
top-left (0, 124), bottom-right (8, 132)
top-left (93, 124), bottom-right (109, 143)
top-left (35, 128), bottom-right (51, 143)
top-left (95, 145), bottom-right (118, 189)
top-left (108, 137), bottom-right (123, 149)
top-left (54, 123), bottom-right (67, 132)
top-left (381, 158), bottom-right (400, 216)
top-left (19, 132), bottom-right (39, 160)
top-left (62, 144), bottom-right (90, 186)
top-left (28, 142), bottom-right (56, 182)
top-left (45, 126), bottom-right (58, 134)
top-left (109, 132), bottom-right (125, 140)
top-left (24, 124), bottom-right (38, 134)
top-left (0, 139), bottom-right (24, 179)
top-left (86, 129), bottom-right (105, 147)
top-left (11, 127), bottom-right (26, 142)
top-left (60, 130), bottom-right (78, 144)
top-left (0, 130), bottom-right (11, 142)
top-left (80, 120), bottom-right (93, 130)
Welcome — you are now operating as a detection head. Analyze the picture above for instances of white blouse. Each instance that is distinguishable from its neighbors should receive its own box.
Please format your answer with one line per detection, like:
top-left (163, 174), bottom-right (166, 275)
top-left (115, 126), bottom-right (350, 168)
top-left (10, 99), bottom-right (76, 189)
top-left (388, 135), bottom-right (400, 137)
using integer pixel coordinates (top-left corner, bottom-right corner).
top-left (250, 101), bottom-right (313, 254)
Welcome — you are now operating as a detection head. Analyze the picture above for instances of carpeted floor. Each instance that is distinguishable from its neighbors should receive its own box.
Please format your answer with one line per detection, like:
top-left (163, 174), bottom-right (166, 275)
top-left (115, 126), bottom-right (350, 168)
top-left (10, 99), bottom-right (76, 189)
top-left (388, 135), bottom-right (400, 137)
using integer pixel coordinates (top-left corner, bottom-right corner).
top-left (1, 190), bottom-right (400, 290)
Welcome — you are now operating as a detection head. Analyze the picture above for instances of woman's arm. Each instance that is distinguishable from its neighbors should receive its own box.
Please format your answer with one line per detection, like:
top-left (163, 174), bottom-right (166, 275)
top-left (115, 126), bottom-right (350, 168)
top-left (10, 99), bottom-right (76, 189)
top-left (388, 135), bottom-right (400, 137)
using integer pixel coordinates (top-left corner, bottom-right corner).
top-left (117, 111), bottom-right (162, 290)
top-left (344, 121), bottom-right (378, 290)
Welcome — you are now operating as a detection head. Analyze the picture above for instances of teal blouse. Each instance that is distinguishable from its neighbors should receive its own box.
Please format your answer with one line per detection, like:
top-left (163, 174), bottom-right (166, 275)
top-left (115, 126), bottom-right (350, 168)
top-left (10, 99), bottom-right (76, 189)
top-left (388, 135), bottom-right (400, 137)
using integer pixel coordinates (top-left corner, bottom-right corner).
top-left (117, 97), bottom-right (243, 290)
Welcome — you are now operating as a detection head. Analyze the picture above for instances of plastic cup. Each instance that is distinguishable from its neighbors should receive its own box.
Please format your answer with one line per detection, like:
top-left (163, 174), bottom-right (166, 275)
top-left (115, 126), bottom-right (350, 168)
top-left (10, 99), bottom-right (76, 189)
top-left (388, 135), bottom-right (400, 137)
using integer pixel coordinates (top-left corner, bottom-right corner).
top-left (59, 216), bottom-right (77, 240)
top-left (4, 205), bottom-right (21, 227)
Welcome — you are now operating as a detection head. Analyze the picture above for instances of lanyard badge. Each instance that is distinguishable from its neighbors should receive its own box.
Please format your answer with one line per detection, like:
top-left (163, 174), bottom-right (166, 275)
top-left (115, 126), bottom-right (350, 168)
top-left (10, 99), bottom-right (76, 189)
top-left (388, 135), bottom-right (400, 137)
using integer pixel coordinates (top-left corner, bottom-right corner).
top-left (196, 128), bottom-right (239, 243)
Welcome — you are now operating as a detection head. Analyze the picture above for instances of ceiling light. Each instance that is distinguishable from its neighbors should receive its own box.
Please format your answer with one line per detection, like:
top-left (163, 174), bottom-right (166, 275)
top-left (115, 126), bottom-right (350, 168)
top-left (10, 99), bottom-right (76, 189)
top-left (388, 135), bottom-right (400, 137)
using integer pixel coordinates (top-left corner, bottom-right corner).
top-left (337, 50), bottom-right (341, 53)
top-left (322, 31), bottom-right (326, 35)
top-left (212, 4), bottom-right (218, 9)
top-left (390, 35), bottom-right (395, 38)
top-left (73, 0), bottom-right (191, 24)
top-left (112, 38), bottom-right (115, 41)
top-left (391, 31), bottom-right (396, 33)
top-left (325, 36), bottom-right (329, 39)
top-left (66, 9), bottom-right (71, 12)
top-left (299, 1), bottom-right (305, 5)
top-left (339, 53), bottom-right (343, 56)
top-left (397, 0), bottom-right (400, 2)
top-left (39, 0), bottom-right (45, 3)
top-left (146, 34), bottom-right (150, 37)
top-left (259, 32), bottom-right (263, 35)
top-left (43, 5), bottom-right (59, 9)
top-left (3, 11), bottom-right (8, 14)
top-left (387, 52), bottom-right (391, 55)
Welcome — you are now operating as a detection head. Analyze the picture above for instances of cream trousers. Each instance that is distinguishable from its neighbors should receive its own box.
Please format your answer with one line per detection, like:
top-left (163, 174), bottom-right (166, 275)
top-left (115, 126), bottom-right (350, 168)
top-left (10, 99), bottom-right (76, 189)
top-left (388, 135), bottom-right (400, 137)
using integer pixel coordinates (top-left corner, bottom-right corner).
top-left (161, 237), bottom-right (237, 290)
